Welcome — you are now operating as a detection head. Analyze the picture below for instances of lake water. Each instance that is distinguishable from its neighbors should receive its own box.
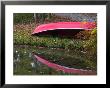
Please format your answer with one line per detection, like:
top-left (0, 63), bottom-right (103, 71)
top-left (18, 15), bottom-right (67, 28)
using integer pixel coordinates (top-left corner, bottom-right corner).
top-left (13, 45), bottom-right (96, 75)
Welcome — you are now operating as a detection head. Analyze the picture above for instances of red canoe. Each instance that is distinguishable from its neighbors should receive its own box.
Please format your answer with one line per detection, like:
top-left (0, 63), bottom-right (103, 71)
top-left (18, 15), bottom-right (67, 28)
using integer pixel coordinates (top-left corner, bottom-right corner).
top-left (32, 22), bottom-right (96, 35)
top-left (34, 54), bottom-right (96, 75)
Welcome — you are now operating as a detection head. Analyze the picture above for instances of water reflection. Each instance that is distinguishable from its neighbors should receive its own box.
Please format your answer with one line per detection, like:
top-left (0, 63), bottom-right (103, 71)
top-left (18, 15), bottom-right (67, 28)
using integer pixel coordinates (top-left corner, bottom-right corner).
top-left (13, 45), bottom-right (96, 75)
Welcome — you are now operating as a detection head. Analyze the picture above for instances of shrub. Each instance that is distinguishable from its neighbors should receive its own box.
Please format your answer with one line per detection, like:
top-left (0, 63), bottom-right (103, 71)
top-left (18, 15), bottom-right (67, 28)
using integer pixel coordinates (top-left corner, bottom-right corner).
top-left (74, 30), bottom-right (91, 40)
top-left (14, 13), bottom-right (34, 24)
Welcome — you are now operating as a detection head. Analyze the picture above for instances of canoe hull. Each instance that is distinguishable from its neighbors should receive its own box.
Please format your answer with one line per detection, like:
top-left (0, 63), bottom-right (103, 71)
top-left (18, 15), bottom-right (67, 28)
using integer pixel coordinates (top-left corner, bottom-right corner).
top-left (32, 22), bottom-right (96, 36)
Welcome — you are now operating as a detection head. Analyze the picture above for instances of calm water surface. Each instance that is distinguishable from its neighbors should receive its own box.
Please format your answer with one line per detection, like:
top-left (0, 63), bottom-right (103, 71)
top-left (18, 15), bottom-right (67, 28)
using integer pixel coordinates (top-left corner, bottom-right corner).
top-left (14, 45), bottom-right (96, 75)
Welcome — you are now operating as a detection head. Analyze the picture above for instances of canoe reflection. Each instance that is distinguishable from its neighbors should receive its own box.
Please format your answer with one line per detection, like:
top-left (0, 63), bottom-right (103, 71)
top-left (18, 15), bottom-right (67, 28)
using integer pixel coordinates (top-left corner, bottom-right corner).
top-left (33, 54), bottom-right (96, 75)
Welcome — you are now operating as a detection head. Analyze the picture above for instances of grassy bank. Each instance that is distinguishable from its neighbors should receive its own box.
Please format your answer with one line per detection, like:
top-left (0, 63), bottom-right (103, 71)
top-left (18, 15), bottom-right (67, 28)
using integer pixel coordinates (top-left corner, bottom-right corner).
top-left (14, 24), bottom-right (97, 50)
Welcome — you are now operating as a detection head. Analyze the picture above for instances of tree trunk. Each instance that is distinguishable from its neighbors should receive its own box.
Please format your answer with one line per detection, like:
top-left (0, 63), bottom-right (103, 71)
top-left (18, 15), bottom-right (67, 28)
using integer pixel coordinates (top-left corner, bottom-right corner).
top-left (34, 13), bottom-right (37, 24)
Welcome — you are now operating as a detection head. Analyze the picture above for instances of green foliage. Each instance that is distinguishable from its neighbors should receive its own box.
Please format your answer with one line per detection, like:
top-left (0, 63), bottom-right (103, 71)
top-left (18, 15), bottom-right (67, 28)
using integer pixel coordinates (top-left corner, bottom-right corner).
top-left (83, 28), bottom-right (97, 48)
top-left (91, 28), bottom-right (97, 35)
top-left (14, 13), bottom-right (34, 24)
top-left (75, 30), bottom-right (91, 40)
top-left (82, 28), bottom-right (97, 61)
top-left (14, 13), bottom-right (54, 24)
